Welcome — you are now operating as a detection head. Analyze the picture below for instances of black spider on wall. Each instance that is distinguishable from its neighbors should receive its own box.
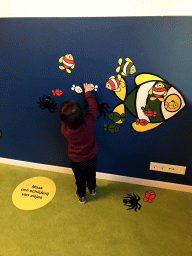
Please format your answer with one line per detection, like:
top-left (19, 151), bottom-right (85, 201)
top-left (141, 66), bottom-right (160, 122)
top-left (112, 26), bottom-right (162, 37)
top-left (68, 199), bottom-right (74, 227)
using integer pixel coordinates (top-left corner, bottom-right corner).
top-left (37, 95), bottom-right (58, 112)
top-left (84, 98), bottom-right (110, 119)
top-left (123, 193), bottom-right (142, 212)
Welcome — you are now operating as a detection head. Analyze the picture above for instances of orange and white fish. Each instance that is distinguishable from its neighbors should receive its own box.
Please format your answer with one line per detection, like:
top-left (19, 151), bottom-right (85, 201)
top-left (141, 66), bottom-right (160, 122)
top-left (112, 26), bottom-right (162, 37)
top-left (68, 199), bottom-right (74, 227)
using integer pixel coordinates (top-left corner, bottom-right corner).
top-left (149, 82), bottom-right (167, 101)
top-left (106, 74), bottom-right (126, 92)
top-left (59, 54), bottom-right (75, 73)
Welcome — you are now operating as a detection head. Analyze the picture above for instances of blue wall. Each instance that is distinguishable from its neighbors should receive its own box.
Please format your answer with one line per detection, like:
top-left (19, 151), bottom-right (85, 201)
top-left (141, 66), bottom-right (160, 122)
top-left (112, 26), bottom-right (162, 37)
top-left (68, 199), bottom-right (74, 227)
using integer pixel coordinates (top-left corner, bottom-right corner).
top-left (0, 17), bottom-right (192, 185)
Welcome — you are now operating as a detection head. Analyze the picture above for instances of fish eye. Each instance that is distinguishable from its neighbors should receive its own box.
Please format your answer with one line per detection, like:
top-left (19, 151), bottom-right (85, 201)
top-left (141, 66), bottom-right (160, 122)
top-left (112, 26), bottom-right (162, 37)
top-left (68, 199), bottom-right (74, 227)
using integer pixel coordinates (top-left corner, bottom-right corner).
top-left (155, 83), bottom-right (164, 88)
top-left (67, 54), bottom-right (72, 59)
top-left (130, 66), bottom-right (136, 74)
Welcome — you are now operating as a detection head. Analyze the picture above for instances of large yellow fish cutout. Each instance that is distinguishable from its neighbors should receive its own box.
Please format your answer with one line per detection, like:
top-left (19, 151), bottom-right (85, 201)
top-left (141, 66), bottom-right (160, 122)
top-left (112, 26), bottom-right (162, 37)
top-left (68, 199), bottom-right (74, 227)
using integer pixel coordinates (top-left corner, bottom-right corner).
top-left (111, 73), bottom-right (186, 132)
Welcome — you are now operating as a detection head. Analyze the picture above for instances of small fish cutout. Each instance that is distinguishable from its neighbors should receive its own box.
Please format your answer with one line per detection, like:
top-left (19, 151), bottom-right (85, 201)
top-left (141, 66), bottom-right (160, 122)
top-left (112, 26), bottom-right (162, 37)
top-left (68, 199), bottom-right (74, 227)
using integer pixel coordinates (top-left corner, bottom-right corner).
top-left (143, 190), bottom-right (156, 203)
top-left (52, 89), bottom-right (63, 96)
top-left (116, 58), bottom-right (136, 76)
top-left (148, 82), bottom-right (167, 101)
top-left (104, 123), bottom-right (119, 133)
top-left (136, 119), bottom-right (148, 126)
top-left (109, 112), bottom-right (126, 122)
top-left (143, 110), bottom-right (157, 117)
top-left (59, 54), bottom-right (75, 73)
top-left (106, 74), bottom-right (126, 92)
top-left (71, 84), bottom-right (83, 93)
top-left (90, 84), bottom-right (98, 91)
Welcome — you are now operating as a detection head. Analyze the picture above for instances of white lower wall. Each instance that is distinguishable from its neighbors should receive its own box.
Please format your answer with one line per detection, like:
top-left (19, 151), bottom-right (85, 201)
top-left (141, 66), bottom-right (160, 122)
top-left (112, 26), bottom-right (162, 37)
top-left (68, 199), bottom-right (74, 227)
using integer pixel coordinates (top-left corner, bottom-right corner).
top-left (0, 157), bottom-right (191, 193)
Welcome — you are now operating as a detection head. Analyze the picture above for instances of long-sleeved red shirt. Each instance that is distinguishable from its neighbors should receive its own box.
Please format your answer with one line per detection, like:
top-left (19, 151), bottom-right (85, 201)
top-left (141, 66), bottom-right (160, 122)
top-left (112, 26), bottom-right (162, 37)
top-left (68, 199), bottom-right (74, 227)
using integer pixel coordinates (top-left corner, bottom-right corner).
top-left (61, 91), bottom-right (99, 162)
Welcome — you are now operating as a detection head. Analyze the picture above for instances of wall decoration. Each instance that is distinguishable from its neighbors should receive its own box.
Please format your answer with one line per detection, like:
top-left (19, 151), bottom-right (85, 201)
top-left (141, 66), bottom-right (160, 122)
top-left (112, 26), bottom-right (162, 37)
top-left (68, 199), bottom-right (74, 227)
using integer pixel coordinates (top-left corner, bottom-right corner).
top-left (143, 190), bottom-right (156, 203)
top-left (12, 177), bottom-right (56, 210)
top-left (71, 84), bottom-right (83, 93)
top-left (90, 84), bottom-right (98, 91)
top-left (108, 112), bottom-right (126, 122)
top-left (37, 95), bottom-right (58, 112)
top-left (84, 98), bottom-right (110, 119)
top-left (59, 54), bottom-right (75, 73)
top-left (111, 73), bottom-right (186, 132)
top-left (148, 82), bottom-right (168, 101)
top-left (104, 123), bottom-right (120, 133)
top-left (106, 74), bottom-right (126, 92)
top-left (52, 89), bottom-right (63, 96)
top-left (116, 58), bottom-right (136, 77)
top-left (123, 193), bottom-right (142, 212)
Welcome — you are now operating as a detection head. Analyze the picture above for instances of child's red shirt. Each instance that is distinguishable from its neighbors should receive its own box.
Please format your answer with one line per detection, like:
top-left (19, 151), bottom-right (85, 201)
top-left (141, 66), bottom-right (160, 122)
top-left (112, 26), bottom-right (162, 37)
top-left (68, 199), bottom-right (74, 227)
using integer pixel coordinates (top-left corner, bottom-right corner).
top-left (61, 91), bottom-right (98, 162)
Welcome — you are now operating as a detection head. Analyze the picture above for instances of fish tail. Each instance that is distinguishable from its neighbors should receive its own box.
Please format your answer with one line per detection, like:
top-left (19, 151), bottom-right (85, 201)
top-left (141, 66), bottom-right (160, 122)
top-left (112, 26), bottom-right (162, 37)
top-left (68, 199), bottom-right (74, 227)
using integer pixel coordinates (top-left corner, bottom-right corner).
top-left (104, 123), bottom-right (108, 131)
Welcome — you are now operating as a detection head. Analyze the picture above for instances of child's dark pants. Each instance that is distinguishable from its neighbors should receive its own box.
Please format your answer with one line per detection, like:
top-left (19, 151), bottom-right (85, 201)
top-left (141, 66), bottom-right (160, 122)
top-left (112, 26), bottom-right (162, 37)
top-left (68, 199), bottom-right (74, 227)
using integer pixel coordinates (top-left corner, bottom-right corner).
top-left (71, 156), bottom-right (97, 198)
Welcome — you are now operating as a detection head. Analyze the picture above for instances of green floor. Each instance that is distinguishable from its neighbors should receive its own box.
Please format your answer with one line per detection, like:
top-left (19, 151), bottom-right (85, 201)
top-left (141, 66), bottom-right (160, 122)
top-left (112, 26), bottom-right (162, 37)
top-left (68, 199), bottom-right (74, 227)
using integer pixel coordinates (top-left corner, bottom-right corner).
top-left (0, 163), bottom-right (191, 256)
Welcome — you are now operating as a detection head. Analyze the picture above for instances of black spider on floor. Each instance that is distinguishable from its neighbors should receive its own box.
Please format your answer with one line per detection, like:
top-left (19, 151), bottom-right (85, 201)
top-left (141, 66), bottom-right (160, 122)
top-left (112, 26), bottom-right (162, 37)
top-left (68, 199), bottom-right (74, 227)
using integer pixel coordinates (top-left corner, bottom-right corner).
top-left (37, 95), bottom-right (58, 112)
top-left (123, 193), bottom-right (142, 212)
top-left (84, 98), bottom-right (110, 119)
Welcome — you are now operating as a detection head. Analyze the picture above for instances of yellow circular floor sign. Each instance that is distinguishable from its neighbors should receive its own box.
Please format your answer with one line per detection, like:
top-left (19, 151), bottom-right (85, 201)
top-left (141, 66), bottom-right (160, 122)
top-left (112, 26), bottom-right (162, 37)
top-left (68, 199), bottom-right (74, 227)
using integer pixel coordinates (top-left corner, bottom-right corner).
top-left (12, 177), bottom-right (56, 210)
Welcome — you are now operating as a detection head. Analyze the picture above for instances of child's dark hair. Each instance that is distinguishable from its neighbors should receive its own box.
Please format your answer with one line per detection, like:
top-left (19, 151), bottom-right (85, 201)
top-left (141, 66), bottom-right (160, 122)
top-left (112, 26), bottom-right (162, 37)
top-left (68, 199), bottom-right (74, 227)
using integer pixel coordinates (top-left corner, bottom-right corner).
top-left (59, 100), bottom-right (85, 130)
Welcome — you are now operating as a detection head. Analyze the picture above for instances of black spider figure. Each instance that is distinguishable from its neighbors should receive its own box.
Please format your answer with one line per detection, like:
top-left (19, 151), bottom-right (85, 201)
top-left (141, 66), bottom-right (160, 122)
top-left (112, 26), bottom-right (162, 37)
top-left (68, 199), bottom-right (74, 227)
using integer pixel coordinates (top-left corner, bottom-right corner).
top-left (37, 95), bottom-right (58, 112)
top-left (123, 193), bottom-right (142, 212)
top-left (84, 98), bottom-right (110, 119)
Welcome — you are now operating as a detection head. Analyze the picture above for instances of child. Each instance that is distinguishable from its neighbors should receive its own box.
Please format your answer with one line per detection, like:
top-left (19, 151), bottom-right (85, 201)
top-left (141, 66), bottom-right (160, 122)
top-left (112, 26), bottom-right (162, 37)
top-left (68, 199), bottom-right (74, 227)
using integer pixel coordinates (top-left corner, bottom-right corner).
top-left (59, 83), bottom-right (98, 204)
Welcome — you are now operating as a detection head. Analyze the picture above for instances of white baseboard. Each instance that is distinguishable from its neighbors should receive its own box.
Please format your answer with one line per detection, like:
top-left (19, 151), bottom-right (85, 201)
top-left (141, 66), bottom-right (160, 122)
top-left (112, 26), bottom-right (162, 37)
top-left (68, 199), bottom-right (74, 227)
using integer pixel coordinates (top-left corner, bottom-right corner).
top-left (0, 157), bottom-right (191, 193)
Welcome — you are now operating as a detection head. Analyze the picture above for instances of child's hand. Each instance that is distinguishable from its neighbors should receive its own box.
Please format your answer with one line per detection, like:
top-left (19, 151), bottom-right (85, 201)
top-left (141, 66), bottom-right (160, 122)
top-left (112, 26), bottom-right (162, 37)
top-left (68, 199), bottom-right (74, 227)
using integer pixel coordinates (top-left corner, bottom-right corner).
top-left (83, 83), bottom-right (92, 93)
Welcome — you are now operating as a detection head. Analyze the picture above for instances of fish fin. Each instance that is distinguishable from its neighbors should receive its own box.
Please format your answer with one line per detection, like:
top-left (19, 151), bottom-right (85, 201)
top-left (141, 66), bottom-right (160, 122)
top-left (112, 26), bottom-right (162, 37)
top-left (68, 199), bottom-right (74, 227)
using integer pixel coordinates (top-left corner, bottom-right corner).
top-left (117, 74), bottom-right (121, 81)
top-left (121, 72), bottom-right (127, 76)
top-left (116, 66), bottom-right (120, 73)
top-left (120, 81), bottom-right (126, 88)
top-left (112, 103), bottom-right (125, 124)
top-left (158, 97), bottom-right (164, 102)
top-left (114, 88), bottom-right (121, 92)
top-left (59, 57), bottom-right (63, 63)
top-left (71, 63), bottom-right (75, 69)
top-left (66, 69), bottom-right (72, 73)
top-left (59, 66), bottom-right (65, 70)
top-left (118, 58), bottom-right (123, 65)
top-left (104, 123), bottom-right (108, 131)
top-left (109, 76), bottom-right (115, 79)
top-left (135, 74), bottom-right (165, 86)
top-left (132, 122), bottom-right (163, 132)
top-left (164, 90), bottom-right (167, 96)
top-left (120, 77), bottom-right (126, 88)
top-left (113, 81), bottom-right (126, 101)
top-left (150, 97), bottom-right (157, 101)
top-left (125, 57), bottom-right (132, 62)
top-left (148, 88), bottom-right (153, 95)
